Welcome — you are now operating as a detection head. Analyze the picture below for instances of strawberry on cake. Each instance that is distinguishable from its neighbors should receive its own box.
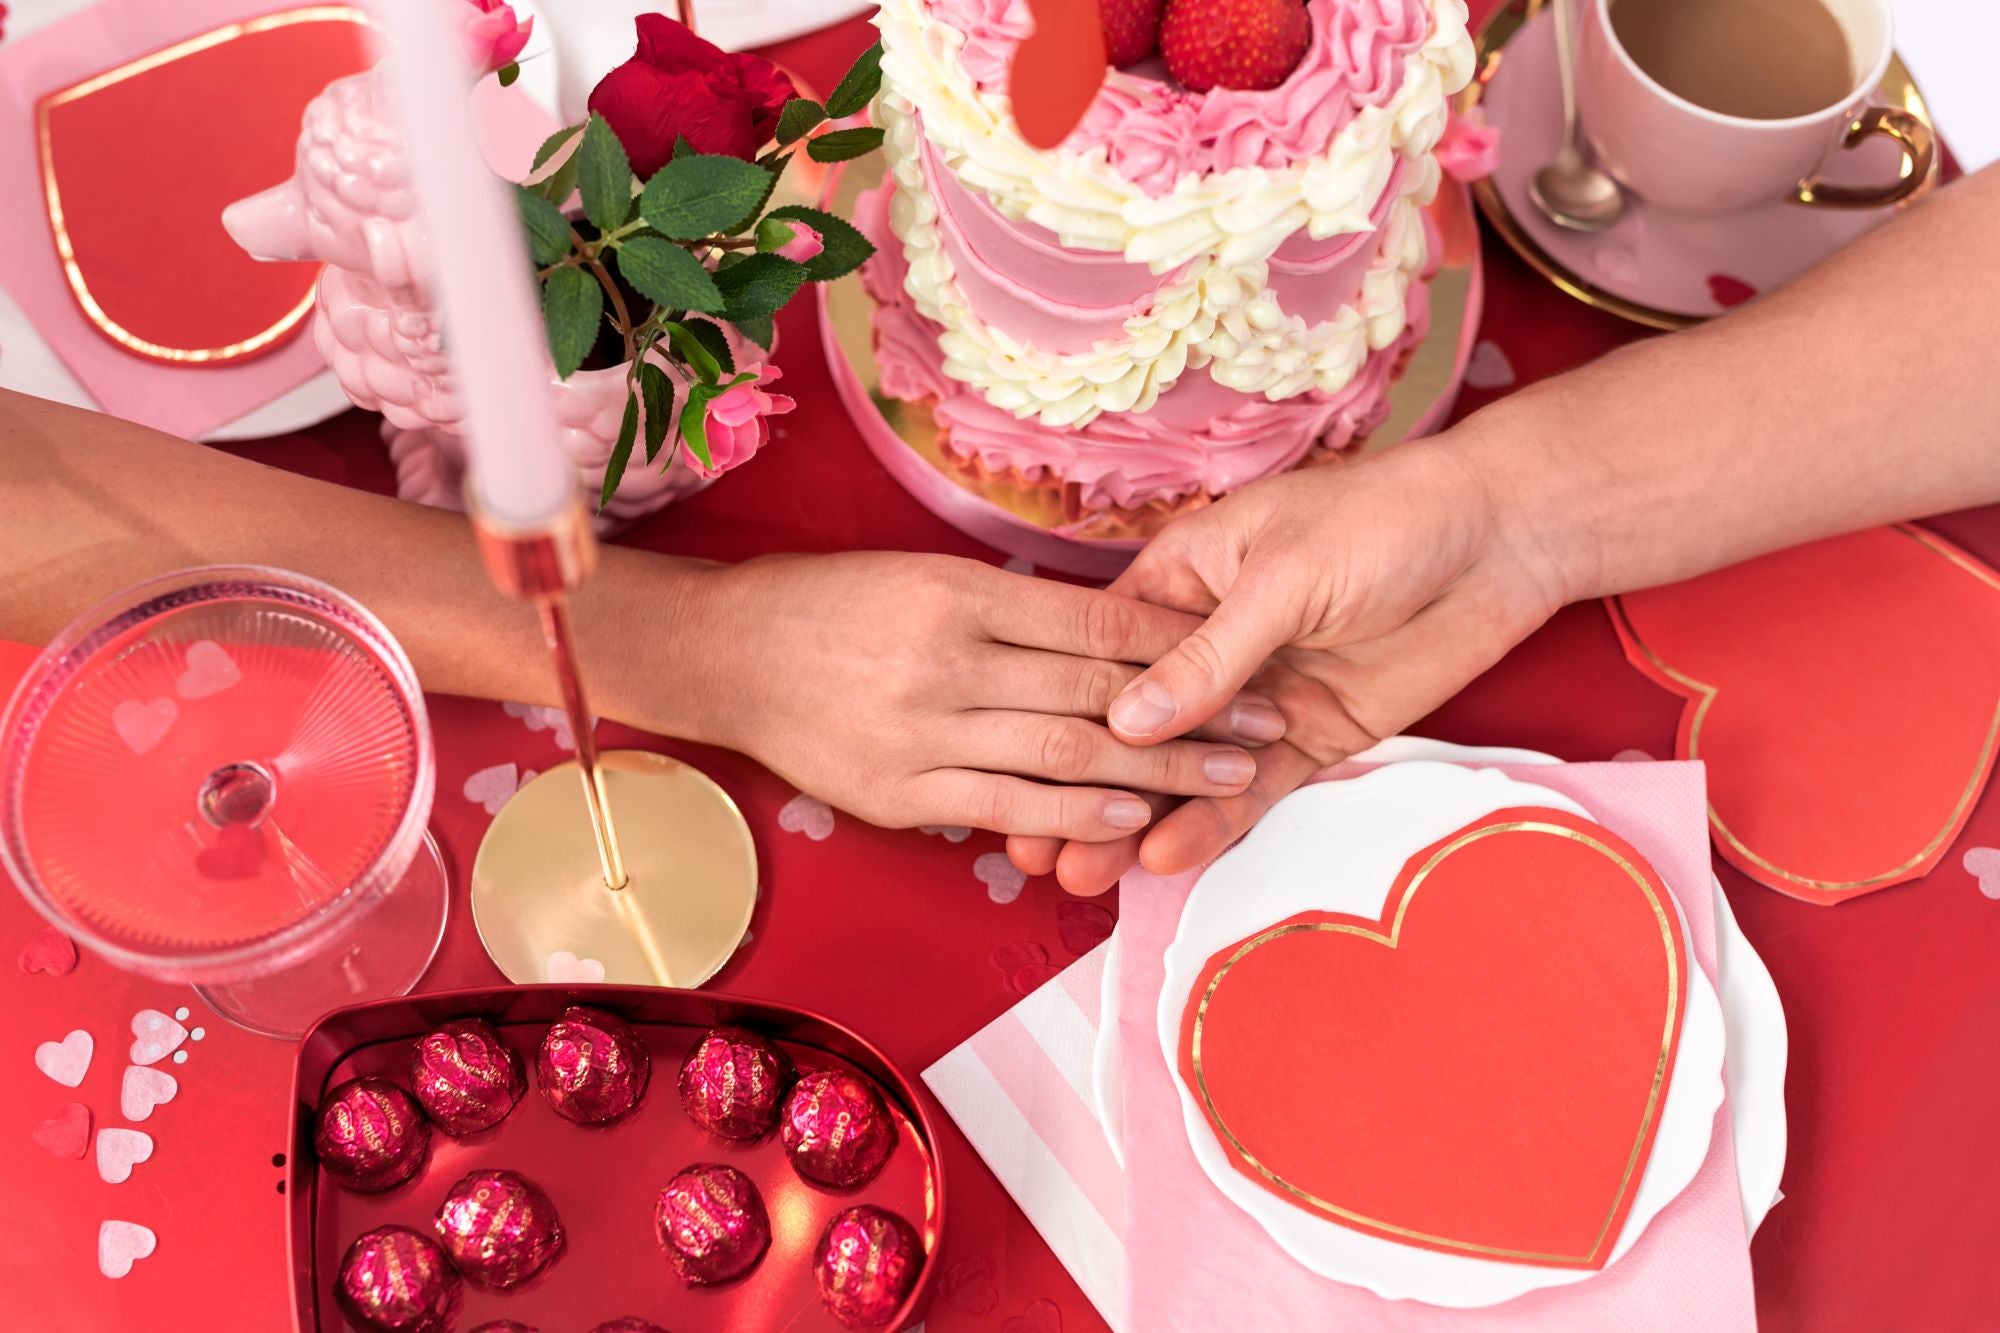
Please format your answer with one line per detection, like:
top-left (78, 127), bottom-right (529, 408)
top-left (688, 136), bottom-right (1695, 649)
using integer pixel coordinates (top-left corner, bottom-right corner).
top-left (858, 0), bottom-right (1477, 537)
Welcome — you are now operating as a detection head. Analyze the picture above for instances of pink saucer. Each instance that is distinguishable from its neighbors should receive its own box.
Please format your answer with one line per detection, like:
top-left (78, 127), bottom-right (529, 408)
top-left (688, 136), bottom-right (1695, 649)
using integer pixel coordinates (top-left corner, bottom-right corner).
top-left (1474, 5), bottom-right (1934, 328)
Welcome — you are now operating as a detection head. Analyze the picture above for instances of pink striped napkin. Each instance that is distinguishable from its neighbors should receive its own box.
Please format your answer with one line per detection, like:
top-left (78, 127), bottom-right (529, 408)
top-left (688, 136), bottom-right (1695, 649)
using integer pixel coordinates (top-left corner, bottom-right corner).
top-left (1117, 762), bottom-right (1756, 1331)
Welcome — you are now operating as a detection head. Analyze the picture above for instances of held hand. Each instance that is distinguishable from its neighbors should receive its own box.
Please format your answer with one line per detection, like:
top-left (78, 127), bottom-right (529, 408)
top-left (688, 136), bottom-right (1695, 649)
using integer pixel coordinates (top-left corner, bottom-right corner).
top-left (1010, 430), bottom-right (1578, 892)
top-left (686, 552), bottom-right (1288, 841)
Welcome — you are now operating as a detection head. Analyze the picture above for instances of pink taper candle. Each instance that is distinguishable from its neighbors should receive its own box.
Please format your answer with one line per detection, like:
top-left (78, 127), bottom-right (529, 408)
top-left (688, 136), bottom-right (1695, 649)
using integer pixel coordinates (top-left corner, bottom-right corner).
top-left (374, 0), bottom-right (574, 530)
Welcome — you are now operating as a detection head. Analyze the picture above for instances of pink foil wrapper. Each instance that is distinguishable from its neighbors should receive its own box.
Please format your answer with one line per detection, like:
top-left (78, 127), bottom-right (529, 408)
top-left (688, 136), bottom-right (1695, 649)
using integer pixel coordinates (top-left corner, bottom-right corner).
top-left (334, 1225), bottom-right (461, 1333)
top-left (678, 1026), bottom-right (794, 1141)
top-left (655, 1162), bottom-right (772, 1286)
top-left (781, 1068), bottom-right (898, 1188)
top-left (409, 1018), bottom-right (525, 1135)
top-left (536, 1005), bottom-right (650, 1125)
top-left (432, 1168), bottom-right (565, 1291)
top-left (314, 1077), bottom-right (432, 1193)
top-left (815, 1205), bottom-right (927, 1329)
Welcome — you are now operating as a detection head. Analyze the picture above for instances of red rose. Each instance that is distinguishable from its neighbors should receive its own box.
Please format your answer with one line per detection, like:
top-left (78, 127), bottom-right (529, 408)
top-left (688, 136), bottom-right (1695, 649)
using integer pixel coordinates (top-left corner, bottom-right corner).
top-left (587, 15), bottom-right (795, 179)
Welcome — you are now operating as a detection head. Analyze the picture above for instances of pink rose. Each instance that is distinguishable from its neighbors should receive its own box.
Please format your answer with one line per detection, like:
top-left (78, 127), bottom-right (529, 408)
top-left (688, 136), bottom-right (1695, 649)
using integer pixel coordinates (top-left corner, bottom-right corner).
top-left (761, 219), bottom-right (825, 263)
top-left (1435, 110), bottom-right (1502, 184)
top-left (686, 364), bottom-right (794, 478)
top-left (460, 0), bottom-right (532, 77)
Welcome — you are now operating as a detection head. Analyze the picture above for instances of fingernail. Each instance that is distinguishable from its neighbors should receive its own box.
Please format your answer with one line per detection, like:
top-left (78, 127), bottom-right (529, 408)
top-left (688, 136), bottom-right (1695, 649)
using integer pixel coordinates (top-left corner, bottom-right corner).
top-left (1104, 798), bottom-right (1152, 829)
top-left (1203, 752), bottom-right (1256, 787)
top-left (1110, 680), bottom-right (1176, 737)
top-left (1229, 699), bottom-right (1286, 743)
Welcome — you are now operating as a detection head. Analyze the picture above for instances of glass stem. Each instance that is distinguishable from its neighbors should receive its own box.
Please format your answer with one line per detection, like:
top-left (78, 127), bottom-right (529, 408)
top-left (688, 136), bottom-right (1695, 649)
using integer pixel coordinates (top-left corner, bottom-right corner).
top-left (537, 597), bottom-right (629, 890)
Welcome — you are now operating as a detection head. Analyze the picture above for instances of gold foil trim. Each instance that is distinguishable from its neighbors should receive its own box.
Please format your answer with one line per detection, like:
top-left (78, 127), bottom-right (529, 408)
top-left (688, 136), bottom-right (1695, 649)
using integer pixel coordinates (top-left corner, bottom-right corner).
top-left (35, 7), bottom-right (374, 364)
top-left (1609, 524), bottom-right (2000, 896)
top-left (1187, 817), bottom-right (1683, 1267)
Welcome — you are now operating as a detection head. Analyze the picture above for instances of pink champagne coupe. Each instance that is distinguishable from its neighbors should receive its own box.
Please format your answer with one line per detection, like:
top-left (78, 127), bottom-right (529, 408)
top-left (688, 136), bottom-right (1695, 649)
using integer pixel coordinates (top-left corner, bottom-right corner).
top-left (0, 566), bottom-right (447, 1037)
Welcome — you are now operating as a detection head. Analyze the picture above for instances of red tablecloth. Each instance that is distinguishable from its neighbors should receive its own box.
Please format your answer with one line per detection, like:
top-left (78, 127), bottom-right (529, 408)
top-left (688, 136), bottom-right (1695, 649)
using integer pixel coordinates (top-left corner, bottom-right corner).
top-left (4, 10), bottom-right (1998, 1331)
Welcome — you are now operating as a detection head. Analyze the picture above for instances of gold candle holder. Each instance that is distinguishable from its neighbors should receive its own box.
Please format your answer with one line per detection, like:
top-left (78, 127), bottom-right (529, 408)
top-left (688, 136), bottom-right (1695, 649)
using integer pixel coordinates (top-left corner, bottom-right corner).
top-left (466, 499), bottom-right (757, 989)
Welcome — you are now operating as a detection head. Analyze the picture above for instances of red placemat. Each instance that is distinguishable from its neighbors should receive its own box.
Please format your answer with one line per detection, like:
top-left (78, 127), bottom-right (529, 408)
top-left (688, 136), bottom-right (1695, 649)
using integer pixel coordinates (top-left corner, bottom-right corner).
top-left (3, 9), bottom-right (1998, 1332)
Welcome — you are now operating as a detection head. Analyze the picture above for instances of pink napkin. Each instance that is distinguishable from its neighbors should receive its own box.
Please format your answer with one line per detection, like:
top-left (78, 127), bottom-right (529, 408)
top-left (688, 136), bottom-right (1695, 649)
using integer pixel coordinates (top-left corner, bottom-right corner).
top-left (1116, 761), bottom-right (1757, 1331)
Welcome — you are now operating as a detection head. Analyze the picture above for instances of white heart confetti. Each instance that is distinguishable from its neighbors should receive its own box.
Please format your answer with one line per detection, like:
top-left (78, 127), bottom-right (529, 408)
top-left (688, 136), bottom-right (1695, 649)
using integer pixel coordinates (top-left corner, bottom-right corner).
top-left (777, 792), bottom-right (835, 841)
top-left (1463, 339), bottom-right (1516, 390)
top-left (96, 1128), bottom-right (153, 1184)
top-left (921, 824), bottom-right (973, 844)
top-left (974, 851), bottom-right (1027, 904)
top-left (129, 1009), bottom-right (188, 1066)
top-left (121, 1066), bottom-right (179, 1121)
top-left (35, 1029), bottom-right (92, 1087)
top-left (463, 763), bottom-right (534, 816)
top-left (98, 1220), bottom-right (157, 1278)
top-left (501, 700), bottom-right (583, 752)
top-left (545, 950), bottom-right (607, 984)
top-left (1001, 556), bottom-right (1035, 575)
top-left (174, 640), bottom-right (242, 699)
top-left (111, 698), bottom-right (177, 756)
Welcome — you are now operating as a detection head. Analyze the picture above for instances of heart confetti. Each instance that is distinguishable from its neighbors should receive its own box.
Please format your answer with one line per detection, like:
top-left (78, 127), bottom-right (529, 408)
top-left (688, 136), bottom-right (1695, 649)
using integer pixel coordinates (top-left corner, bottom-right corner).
top-left (463, 763), bottom-right (534, 816)
top-left (129, 1009), bottom-right (188, 1066)
top-left (941, 1256), bottom-right (1000, 1315)
top-left (1002, 1297), bottom-right (1063, 1333)
top-left (777, 792), bottom-right (836, 841)
top-left (121, 1066), bottom-right (179, 1121)
top-left (193, 823), bottom-right (264, 881)
top-left (501, 700), bottom-right (582, 751)
top-left (18, 925), bottom-right (77, 977)
top-left (96, 1128), bottom-right (153, 1184)
top-left (32, 1103), bottom-right (91, 1159)
top-left (1056, 900), bottom-right (1116, 955)
top-left (98, 1221), bottom-right (157, 1279)
top-left (1962, 847), bottom-right (2000, 900)
top-left (974, 851), bottom-right (1026, 904)
top-left (545, 950), bottom-right (607, 984)
top-left (988, 941), bottom-right (1049, 976)
top-left (174, 640), bottom-right (242, 699)
top-left (920, 824), bottom-right (973, 843)
top-left (1707, 273), bottom-right (1758, 309)
top-left (1463, 339), bottom-right (1517, 390)
top-left (1611, 748), bottom-right (1655, 763)
top-left (111, 698), bottom-right (177, 756)
top-left (35, 1030), bottom-right (92, 1087)
top-left (1001, 557), bottom-right (1035, 576)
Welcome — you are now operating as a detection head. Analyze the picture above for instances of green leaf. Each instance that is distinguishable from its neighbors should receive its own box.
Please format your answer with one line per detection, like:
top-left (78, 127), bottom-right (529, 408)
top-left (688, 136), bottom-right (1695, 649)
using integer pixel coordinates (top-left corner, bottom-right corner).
top-left (641, 153), bottom-right (774, 240)
top-left (764, 204), bottom-right (875, 281)
top-left (532, 124), bottom-right (584, 172)
top-left (806, 126), bottom-right (886, 164)
top-left (775, 98), bottom-right (827, 146)
top-left (577, 113), bottom-right (635, 233)
top-left (733, 313), bottom-right (775, 351)
top-left (615, 235), bottom-right (725, 315)
top-left (514, 186), bottom-right (573, 266)
top-left (678, 318), bottom-right (736, 376)
top-left (639, 361), bottom-right (676, 464)
top-left (666, 321), bottom-right (723, 382)
top-left (679, 381), bottom-right (718, 471)
top-left (824, 42), bottom-right (883, 120)
top-left (541, 266), bottom-right (602, 379)
top-left (601, 391), bottom-right (640, 510)
top-left (713, 253), bottom-right (806, 323)
top-left (497, 62), bottom-right (520, 88)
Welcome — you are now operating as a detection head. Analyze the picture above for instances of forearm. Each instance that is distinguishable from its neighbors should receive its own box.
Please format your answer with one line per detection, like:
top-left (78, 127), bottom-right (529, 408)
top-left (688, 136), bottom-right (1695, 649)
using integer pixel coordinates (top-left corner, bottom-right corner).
top-left (1457, 162), bottom-right (2000, 601)
top-left (0, 391), bottom-right (721, 742)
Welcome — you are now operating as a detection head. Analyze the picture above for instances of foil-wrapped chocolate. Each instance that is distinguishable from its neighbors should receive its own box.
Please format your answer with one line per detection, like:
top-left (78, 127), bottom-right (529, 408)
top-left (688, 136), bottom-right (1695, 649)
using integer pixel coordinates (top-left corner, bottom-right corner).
top-left (780, 1068), bottom-right (897, 1188)
top-left (314, 1076), bottom-right (432, 1193)
top-left (815, 1205), bottom-right (927, 1329)
top-left (678, 1026), bottom-right (793, 1140)
top-left (432, 1168), bottom-right (565, 1291)
top-left (654, 1162), bottom-right (771, 1286)
top-left (469, 1324), bottom-right (539, 1333)
top-left (586, 1321), bottom-right (669, 1333)
top-left (334, 1225), bottom-right (461, 1333)
top-left (536, 1005), bottom-right (650, 1125)
top-left (409, 1018), bottom-right (525, 1135)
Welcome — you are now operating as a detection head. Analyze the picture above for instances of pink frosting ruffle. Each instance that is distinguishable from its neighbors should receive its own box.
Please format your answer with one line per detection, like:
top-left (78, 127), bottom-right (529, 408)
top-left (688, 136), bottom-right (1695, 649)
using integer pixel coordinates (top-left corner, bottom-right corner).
top-left (927, 0), bottom-right (1433, 195)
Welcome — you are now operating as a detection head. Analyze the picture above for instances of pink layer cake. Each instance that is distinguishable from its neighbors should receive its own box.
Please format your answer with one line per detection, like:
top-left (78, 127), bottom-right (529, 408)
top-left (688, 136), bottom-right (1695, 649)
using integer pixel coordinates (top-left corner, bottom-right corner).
top-left (863, 0), bottom-right (1476, 535)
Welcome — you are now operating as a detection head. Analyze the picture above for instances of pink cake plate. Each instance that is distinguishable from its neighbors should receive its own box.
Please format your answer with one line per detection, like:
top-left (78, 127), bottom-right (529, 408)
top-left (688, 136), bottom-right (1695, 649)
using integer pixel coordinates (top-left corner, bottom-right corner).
top-left (1467, 0), bottom-right (1938, 331)
top-left (818, 155), bottom-right (1484, 580)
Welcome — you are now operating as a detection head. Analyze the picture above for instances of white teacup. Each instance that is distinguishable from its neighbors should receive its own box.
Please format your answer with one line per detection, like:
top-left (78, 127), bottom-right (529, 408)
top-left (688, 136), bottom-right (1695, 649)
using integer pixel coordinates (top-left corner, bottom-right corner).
top-left (1574, 0), bottom-right (1935, 215)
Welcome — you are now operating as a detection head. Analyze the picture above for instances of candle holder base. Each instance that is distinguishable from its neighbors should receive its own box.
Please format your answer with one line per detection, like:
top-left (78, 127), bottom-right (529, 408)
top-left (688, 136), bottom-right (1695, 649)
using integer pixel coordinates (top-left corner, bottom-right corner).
top-left (470, 750), bottom-right (757, 988)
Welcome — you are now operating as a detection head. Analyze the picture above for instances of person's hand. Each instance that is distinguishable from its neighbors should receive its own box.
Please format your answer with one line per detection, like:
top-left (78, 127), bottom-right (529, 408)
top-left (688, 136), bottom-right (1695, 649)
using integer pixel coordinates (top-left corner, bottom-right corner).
top-left (681, 551), bottom-right (1289, 840)
top-left (1008, 428), bottom-right (1579, 892)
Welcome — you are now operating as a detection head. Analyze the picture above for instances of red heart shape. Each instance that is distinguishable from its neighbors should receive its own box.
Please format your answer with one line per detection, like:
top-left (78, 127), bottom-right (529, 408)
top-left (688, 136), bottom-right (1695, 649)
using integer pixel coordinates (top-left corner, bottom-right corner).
top-left (1180, 807), bottom-right (1686, 1268)
top-left (17, 925), bottom-right (77, 977)
top-left (1055, 900), bottom-right (1115, 955)
top-left (33, 1102), bottom-right (92, 1160)
top-left (1612, 524), bottom-right (2000, 903)
top-left (940, 1256), bottom-right (1000, 1315)
top-left (1009, 0), bottom-right (1108, 150)
top-left (36, 11), bottom-right (373, 363)
top-left (1001, 1297), bottom-right (1062, 1333)
top-left (195, 823), bottom-right (265, 881)
top-left (1706, 273), bottom-right (1758, 309)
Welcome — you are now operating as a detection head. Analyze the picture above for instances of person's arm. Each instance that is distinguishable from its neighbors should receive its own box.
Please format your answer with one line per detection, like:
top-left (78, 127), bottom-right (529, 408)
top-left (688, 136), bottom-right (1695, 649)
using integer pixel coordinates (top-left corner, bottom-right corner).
top-left (1015, 161), bottom-right (2000, 891)
top-left (0, 390), bottom-right (1284, 839)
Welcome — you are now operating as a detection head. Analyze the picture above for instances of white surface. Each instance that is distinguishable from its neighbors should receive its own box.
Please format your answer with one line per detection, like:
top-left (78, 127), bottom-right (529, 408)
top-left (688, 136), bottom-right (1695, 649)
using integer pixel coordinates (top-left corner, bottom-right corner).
top-left (1154, 762), bottom-right (1730, 1308)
